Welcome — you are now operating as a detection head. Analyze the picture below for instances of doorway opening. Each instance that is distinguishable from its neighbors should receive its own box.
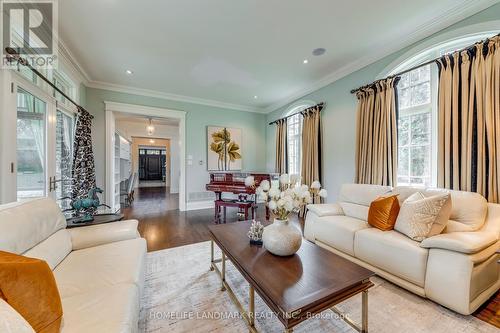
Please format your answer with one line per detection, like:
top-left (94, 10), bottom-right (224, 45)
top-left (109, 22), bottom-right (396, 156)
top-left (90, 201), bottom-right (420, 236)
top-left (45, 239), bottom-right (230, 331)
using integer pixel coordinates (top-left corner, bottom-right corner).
top-left (105, 102), bottom-right (186, 211)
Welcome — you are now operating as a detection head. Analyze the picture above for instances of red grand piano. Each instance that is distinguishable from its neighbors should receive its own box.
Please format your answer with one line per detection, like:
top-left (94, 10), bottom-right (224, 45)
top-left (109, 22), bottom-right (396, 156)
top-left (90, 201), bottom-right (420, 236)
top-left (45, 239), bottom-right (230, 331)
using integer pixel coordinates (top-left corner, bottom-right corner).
top-left (206, 172), bottom-right (278, 223)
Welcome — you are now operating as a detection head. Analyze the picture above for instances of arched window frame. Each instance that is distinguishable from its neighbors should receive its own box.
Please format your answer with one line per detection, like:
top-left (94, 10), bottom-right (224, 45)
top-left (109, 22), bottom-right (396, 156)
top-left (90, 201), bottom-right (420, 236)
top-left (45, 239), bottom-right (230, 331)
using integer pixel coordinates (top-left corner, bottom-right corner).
top-left (283, 100), bottom-right (316, 176)
top-left (380, 29), bottom-right (498, 187)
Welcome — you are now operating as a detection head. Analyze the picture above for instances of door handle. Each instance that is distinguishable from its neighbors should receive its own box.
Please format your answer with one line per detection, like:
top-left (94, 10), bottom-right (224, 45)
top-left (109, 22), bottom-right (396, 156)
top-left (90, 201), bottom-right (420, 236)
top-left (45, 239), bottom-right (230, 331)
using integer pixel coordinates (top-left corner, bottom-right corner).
top-left (49, 177), bottom-right (62, 192)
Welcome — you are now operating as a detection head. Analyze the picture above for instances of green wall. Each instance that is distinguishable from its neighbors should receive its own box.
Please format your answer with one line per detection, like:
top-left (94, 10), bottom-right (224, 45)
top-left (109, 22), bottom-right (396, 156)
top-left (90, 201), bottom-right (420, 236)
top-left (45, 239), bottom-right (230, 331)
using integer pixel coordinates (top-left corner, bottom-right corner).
top-left (266, 3), bottom-right (500, 201)
top-left (85, 88), bottom-right (267, 203)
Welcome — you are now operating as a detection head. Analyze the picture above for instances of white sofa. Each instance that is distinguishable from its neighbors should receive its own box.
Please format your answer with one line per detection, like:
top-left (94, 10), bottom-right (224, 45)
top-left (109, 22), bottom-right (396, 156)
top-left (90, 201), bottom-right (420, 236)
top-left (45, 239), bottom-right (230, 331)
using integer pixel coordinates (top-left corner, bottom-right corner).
top-left (0, 198), bottom-right (147, 333)
top-left (305, 184), bottom-right (500, 315)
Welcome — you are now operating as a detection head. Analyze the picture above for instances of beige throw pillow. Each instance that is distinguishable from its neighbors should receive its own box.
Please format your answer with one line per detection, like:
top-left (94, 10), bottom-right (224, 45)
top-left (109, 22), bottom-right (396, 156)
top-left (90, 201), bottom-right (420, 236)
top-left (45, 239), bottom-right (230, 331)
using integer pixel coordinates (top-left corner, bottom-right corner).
top-left (395, 192), bottom-right (451, 241)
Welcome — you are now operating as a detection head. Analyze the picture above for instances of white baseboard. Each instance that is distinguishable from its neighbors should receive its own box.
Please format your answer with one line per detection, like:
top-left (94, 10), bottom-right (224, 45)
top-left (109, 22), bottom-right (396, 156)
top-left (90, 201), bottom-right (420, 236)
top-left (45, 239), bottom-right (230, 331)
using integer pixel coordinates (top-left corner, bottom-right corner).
top-left (185, 200), bottom-right (214, 211)
top-left (170, 187), bottom-right (179, 194)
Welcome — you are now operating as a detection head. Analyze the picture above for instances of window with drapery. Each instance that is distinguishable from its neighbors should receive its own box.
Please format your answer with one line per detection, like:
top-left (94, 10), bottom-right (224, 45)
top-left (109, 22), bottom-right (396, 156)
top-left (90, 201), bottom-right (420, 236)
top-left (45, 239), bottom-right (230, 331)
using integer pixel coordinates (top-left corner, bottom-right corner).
top-left (392, 33), bottom-right (495, 187)
top-left (284, 101), bottom-right (315, 176)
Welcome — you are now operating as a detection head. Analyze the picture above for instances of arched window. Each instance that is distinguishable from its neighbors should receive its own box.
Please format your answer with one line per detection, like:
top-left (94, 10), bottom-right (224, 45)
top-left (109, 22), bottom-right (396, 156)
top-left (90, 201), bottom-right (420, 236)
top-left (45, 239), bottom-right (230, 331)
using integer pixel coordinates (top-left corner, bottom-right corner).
top-left (384, 32), bottom-right (496, 187)
top-left (284, 101), bottom-right (315, 175)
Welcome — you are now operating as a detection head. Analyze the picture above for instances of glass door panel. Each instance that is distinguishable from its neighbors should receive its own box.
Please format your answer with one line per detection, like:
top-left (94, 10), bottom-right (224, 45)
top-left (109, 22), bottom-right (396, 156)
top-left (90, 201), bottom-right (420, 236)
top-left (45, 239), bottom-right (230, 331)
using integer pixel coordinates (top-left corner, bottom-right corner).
top-left (55, 110), bottom-right (74, 208)
top-left (16, 88), bottom-right (47, 200)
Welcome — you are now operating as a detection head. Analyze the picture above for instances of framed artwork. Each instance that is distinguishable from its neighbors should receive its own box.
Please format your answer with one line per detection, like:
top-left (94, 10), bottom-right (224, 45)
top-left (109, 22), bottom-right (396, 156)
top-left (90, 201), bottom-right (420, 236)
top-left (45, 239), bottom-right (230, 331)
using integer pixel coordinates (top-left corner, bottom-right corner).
top-left (207, 126), bottom-right (242, 171)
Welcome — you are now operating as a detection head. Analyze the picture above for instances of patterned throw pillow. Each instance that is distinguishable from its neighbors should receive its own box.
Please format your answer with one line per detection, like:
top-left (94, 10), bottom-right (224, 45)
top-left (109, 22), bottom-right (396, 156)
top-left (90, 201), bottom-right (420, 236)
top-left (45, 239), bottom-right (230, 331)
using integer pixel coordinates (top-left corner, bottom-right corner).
top-left (394, 192), bottom-right (451, 241)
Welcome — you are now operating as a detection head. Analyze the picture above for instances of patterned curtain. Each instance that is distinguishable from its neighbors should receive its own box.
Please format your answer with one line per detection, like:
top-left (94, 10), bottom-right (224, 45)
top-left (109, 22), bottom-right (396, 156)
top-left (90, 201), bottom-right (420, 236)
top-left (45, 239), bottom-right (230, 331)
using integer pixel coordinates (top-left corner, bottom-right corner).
top-left (275, 118), bottom-right (288, 174)
top-left (301, 103), bottom-right (324, 187)
top-left (437, 35), bottom-right (500, 203)
top-left (355, 77), bottom-right (400, 186)
top-left (71, 107), bottom-right (96, 201)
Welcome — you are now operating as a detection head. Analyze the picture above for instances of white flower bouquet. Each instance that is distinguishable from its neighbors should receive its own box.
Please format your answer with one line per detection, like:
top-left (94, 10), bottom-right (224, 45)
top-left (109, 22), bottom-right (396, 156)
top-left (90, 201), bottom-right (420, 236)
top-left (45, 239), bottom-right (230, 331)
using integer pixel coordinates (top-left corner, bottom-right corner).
top-left (246, 174), bottom-right (327, 220)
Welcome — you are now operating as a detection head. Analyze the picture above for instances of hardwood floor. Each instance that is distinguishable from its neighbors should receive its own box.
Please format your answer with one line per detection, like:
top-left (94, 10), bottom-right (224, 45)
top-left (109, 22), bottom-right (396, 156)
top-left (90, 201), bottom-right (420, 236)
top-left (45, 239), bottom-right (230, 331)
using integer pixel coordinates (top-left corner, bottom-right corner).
top-left (122, 186), bottom-right (289, 252)
top-left (124, 187), bottom-right (499, 328)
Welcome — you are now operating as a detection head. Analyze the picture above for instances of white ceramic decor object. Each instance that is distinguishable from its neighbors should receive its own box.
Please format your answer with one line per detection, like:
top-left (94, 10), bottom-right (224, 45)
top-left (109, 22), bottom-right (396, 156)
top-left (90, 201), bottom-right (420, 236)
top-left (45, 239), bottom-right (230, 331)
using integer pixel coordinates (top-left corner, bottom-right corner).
top-left (262, 219), bottom-right (302, 256)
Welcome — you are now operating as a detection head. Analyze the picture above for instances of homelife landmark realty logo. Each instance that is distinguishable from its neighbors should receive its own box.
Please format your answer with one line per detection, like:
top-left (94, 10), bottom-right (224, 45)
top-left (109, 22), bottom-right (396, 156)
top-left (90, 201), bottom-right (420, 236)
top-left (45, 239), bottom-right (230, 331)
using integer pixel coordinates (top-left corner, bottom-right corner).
top-left (1, 0), bottom-right (58, 69)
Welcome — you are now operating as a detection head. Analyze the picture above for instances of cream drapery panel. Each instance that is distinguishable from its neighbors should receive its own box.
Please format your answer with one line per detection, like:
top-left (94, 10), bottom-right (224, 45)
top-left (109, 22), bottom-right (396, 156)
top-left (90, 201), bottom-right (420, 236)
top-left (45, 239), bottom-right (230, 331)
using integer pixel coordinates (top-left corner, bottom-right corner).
top-left (275, 118), bottom-right (288, 174)
top-left (301, 103), bottom-right (324, 187)
top-left (437, 35), bottom-right (500, 203)
top-left (355, 77), bottom-right (400, 186)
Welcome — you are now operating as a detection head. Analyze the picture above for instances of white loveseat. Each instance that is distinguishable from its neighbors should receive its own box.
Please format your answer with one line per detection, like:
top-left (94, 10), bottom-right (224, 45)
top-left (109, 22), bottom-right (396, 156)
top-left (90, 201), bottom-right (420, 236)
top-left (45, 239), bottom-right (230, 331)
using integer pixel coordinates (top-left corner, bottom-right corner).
top-left (0, 198), bottom-right (147, 333)
top-left (305, 184), bottom-right (500, 315)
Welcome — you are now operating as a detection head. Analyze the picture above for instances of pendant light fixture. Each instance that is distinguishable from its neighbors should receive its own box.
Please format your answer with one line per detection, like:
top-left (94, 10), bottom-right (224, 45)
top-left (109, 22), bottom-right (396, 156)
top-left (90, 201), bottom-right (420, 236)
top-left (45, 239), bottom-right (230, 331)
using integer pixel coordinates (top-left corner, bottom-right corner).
top-left (147, 118), bottom-right (155, 136)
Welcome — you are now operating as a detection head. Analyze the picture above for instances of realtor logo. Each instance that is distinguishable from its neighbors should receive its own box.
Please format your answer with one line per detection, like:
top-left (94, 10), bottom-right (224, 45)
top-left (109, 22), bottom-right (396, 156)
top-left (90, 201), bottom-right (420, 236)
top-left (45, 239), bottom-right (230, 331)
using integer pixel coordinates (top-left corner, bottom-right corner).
top-left (1, 0), bottom-right (58, 69)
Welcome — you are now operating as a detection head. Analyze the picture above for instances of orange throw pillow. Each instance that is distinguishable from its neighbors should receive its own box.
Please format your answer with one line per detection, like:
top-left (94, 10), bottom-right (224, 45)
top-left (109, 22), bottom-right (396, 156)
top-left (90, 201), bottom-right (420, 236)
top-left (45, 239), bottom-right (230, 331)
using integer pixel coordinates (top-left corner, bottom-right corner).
top-left (0, 251), bottom-right (62, 333)
top-left (368, 195), bottom-right (400, 231)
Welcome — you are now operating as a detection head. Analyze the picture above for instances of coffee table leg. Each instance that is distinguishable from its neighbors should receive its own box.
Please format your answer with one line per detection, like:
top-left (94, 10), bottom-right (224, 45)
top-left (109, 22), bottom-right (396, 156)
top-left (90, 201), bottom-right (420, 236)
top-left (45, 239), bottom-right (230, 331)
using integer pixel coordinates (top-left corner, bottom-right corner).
top-left (362, 290), bottom-right (368, 333)
top-left (284, 329), bottom-right (293, 333)
top-left (249, 285), bottom-right (255, 327)
top-left (221, 252), bottom-right (226, 291)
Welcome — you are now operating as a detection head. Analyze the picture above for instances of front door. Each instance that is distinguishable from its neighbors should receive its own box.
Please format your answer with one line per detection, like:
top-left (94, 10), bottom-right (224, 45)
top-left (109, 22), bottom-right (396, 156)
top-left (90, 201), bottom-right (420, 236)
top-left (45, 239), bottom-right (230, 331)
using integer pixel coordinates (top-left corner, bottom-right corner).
top-left (139, 149), bottom-right (163, 181)
top-left (145, 155), bottom-right (162, 180)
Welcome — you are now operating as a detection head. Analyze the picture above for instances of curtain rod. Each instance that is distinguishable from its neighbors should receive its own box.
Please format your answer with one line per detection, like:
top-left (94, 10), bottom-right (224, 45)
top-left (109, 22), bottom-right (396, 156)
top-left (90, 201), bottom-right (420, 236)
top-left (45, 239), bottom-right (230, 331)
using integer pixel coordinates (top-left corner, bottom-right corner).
top-left (350, 32), bottom-right (500, 94)
top-left (268, 102), bottom-right (325, 125)
top-left (5, 47), bottom-right (84, 111)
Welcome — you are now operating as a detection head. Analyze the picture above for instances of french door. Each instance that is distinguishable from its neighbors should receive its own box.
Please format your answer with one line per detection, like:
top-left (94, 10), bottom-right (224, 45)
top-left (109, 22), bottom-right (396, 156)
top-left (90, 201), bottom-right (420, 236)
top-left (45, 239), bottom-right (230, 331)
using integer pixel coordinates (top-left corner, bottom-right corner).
top-left (0, 72), bottom-right (75, 205)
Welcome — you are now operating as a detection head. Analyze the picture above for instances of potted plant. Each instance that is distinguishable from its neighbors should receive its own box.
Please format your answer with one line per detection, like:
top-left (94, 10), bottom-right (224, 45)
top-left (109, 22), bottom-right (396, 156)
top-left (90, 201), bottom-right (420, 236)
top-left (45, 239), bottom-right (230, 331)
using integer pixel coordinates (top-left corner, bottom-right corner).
top-left (245, 174), bottom-right (327, 256)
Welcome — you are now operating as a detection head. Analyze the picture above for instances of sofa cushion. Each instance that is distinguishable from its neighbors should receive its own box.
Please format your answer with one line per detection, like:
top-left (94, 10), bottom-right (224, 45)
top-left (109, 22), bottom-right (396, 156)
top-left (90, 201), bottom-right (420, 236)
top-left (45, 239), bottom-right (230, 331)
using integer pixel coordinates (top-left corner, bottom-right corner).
top-left (339, 202), bottom-right (369, 221)
top-left (315, 215), bottom-right (371, 256)
top-left (437, 190), bottom-right (487, 232)
top-left (0, 299), bottom-right (34, 333)
top-left (354, 229), bottom-right (429, 287)
top-left (392, 187), bottom-right (488, 232)
top-left (24, 230), bottom-right (72, 270)
top-left (54, 238), bottom-right (146, 298)
top-left (339, 184), bottom-right (392, 220)
top-left (306, 203), bottom-right (344, 217)
top-left (339, 184), bottom-right (392, 206)
top-left (60, 284), bottom-right (139, 333)
top-left (0, 198), bottom-right (66, 254)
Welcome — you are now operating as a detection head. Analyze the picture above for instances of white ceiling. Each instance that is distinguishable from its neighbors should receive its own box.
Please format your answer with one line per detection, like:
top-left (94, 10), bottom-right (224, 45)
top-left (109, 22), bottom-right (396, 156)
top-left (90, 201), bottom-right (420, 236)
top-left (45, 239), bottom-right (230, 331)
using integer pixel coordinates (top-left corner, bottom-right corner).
top-left (59, 0), bottom-right (499, 113)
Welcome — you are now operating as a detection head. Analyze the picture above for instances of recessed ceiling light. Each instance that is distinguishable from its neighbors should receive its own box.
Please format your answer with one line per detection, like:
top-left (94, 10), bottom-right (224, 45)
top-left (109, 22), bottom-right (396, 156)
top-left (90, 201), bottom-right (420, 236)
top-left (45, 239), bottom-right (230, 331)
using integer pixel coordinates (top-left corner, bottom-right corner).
top-left (254, 95), bottom-right (258, 99)
top-left (312, 48), bottom-right (326, 56)
top-left (303, 59), bottom-right (309, 64)
top-left (125, 69), bottom-right (133, 75)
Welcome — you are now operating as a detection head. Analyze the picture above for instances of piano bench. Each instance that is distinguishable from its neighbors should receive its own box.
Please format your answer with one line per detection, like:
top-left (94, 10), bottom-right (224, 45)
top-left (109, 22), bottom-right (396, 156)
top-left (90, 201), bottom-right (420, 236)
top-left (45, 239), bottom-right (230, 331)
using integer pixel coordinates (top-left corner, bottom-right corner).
top-left (214, 199), bottom-right (256, 224)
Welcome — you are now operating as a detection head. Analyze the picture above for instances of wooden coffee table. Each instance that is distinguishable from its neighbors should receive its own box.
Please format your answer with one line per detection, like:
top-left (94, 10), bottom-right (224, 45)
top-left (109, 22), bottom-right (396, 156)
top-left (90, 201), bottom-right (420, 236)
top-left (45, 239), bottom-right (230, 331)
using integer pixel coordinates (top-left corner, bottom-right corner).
top-left (208, 221), bottom-right (374, 333)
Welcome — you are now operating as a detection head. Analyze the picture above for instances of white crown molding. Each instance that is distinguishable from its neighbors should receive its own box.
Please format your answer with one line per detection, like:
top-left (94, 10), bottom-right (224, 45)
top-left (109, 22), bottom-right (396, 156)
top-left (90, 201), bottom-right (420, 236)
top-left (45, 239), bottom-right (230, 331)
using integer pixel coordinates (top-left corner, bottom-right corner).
top-left (104, 101), bottom-right (186, 118)
top-left (379, 20), bottom-right (500, 78)
top-left (263, 0), bottom-right (500, 113)
top-left (58, 39), bottom-right (91, 84)
top-left (88, 80), bottom-right (266, 114)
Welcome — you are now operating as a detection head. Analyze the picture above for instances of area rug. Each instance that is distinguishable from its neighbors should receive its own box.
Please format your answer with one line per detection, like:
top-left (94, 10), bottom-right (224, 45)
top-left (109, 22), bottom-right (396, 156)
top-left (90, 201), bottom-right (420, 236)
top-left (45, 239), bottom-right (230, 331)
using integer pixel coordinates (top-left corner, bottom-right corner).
top-left (139, 241), bottom-right (496, 333)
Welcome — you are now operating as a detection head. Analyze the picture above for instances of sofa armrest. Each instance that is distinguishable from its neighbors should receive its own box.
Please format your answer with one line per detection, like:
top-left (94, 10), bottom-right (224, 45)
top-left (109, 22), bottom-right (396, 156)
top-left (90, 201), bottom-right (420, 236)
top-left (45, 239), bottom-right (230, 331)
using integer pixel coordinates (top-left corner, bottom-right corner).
top-left (306, 203), bottom-right (344, 217)
top-left (69, 219), bottom-right (140, 251)
top-left (420, 231), bottom-right (498, 254)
